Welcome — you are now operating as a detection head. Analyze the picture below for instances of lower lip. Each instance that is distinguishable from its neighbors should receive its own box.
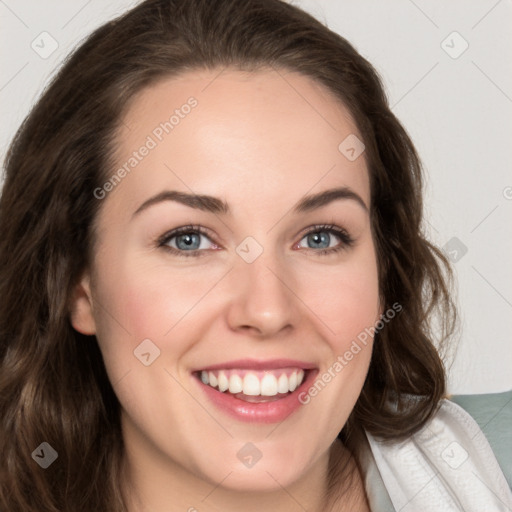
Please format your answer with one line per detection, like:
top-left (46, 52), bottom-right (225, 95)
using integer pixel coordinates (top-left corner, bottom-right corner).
top-left (194, 370), bottom-right (318, 424)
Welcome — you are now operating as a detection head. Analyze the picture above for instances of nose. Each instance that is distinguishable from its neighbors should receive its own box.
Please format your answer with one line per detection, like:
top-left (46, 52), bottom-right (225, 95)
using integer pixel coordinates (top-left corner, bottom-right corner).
top-left (225, 253), bottom-right (301, 338)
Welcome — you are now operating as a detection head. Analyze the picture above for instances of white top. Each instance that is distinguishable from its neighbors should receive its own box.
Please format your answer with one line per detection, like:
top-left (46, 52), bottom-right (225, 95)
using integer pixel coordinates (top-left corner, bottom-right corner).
top-left (364, 399), bottom-right (512, 511)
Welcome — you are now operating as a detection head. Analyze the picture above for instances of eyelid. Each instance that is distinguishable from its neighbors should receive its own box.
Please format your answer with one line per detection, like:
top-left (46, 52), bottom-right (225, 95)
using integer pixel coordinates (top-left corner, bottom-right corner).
top-left (296, 223), bottom-right (352, 242)
top-left (157, 224), bottom-right (216, 245)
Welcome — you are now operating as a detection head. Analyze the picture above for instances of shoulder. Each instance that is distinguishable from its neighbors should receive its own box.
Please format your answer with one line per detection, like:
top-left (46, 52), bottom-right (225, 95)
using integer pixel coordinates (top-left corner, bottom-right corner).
top-left (362, 391), bottom-right (512, 511)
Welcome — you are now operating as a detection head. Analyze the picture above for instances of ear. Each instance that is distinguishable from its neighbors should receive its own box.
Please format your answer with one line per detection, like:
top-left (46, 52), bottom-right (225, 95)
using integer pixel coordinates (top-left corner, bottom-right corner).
top-left (69, 272), bottom-right (96, 335)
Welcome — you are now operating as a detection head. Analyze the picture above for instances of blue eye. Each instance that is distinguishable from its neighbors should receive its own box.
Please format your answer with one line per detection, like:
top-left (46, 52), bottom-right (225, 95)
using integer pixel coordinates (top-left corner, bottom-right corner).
top-left (174, 232), bottom-right (201, 250)
top-left (296, 225), bottom-right (354, 254)
top-left (159, 226), bottom-right (216, 257)
top-left (302, 231), bottom-right (334, 249)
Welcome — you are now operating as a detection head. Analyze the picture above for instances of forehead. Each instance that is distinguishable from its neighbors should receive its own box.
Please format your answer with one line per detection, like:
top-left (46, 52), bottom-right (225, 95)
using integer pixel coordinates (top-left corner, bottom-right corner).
top-left (107, 68), bottom-right (370, 216)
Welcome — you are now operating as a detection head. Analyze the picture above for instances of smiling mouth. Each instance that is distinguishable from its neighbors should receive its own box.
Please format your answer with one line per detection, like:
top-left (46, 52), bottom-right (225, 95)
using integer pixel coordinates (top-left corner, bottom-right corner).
top-left (194, 367), bottom-right (309, 403)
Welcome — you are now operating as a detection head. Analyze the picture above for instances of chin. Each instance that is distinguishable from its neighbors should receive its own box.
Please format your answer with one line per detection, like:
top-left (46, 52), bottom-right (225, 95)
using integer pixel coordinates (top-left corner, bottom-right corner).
top-left (210, 463), bottom-right (304, 493)
top-left (191, 439), bottom-right (318, 493)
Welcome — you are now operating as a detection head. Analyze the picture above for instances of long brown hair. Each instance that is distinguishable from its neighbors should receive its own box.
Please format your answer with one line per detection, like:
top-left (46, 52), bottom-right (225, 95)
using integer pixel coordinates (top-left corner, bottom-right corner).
top-left (0, 0), bottom-right (456, 509)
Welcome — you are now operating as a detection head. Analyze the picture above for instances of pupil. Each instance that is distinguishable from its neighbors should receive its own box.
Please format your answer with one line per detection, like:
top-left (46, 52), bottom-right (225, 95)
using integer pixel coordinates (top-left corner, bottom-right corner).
top-left (177, 233), bottom-right (199, 250)
top-left (309, 232), bottom-right (329, 248)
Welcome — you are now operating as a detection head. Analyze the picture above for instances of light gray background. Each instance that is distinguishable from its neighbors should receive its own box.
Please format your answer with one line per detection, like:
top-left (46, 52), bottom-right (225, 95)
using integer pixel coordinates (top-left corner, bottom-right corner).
top-left (1, 0), bottom-right (511, 394)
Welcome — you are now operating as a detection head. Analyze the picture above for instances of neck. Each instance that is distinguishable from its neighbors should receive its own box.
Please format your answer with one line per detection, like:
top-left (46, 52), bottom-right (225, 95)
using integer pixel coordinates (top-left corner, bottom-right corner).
top-left (324, 436), bottom-right (371, 511)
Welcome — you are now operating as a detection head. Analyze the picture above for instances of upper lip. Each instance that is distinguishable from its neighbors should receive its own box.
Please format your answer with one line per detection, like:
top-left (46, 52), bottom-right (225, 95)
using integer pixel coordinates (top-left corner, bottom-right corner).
top-left (192, 358), bottom-right (317, 372)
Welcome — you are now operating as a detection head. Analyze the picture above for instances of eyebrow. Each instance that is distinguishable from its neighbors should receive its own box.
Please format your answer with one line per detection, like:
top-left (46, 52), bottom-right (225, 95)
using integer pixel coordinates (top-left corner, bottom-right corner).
top-left (294, 186), bottom-right (368, 213)
top-left (132, 186), bottom-right (368, 218)
top-left (132, 190), bottom-right (229, 217)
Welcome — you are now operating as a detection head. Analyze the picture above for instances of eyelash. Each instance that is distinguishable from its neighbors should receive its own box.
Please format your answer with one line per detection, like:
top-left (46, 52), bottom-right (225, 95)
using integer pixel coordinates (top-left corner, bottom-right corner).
top-left (156, 224), bottom-right (354, 258)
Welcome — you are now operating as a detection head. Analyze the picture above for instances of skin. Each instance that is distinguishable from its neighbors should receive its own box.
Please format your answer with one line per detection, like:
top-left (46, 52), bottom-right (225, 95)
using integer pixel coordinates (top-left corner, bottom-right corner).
top-left (70, 68), bottom-right (381, 512)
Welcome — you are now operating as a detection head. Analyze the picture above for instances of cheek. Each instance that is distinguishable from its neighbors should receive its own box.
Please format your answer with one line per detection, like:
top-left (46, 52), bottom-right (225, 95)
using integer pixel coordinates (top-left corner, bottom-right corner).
top-left (294, 246), bottom-right (380, 348)
top-left (91, 255), bottom-right (228, 363)
top-left (116, 264), bottom-right (230, 336)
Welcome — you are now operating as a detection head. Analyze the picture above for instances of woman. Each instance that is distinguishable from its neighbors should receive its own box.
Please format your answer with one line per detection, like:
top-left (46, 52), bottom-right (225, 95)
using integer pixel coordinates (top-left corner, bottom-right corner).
top-left (0, 0), bottom-right (510, 510)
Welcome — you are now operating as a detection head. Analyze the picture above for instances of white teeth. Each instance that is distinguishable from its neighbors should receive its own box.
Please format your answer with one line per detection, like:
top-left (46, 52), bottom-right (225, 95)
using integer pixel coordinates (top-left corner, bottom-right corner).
top-left (277, 373), bottom-right (289, 394)
top-left (208, 371), bottom-right (218, 388)
top-left (260, 373), bottom-right (278, 396)
top-left (228, 374), bottom-right (243, 394)
top-left (243, 373), bottom-right (261, 396)
top-left (200, 368), bottom-right (306, 396)
top-left (289, 371), bottom-right (298, 392)
top-left (218, 371), bottom-right (229, 392)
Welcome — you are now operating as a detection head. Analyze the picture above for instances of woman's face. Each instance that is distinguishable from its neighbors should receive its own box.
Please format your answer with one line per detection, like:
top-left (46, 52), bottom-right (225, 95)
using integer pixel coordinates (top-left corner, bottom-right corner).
top-left (72, 68), bottom-right (381, 494)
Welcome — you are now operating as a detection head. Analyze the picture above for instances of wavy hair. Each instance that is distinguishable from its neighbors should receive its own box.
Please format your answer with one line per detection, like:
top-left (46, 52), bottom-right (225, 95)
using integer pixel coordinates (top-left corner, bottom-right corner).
top-left (0, 0), bottom-right (456, 509)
